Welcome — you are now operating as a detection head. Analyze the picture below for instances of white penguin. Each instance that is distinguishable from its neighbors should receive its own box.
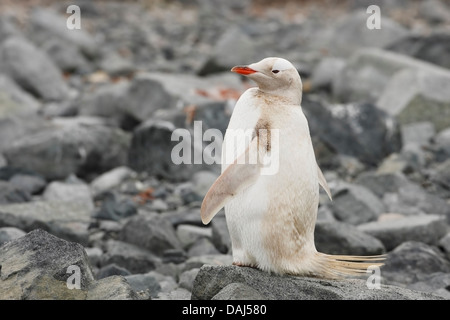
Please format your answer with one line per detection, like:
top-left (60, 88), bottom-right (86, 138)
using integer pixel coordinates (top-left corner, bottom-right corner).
top-left (201, 57), bottom-right (384, 278)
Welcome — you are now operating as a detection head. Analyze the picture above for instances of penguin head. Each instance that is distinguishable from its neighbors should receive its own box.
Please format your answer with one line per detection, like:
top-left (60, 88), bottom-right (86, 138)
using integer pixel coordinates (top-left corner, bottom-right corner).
top-left (231, 57), bottom-right (302, 104)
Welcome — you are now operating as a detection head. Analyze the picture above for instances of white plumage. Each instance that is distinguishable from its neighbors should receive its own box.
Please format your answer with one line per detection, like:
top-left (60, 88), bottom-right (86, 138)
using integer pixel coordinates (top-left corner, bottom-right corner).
top-left (201, 57), bottom-right (384, 278)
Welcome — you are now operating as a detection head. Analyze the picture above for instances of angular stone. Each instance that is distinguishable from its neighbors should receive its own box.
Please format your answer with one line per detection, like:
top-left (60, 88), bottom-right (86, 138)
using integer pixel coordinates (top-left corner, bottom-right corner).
top-left (43, 181), bottom-right (94, 210)
top-left (127, 120), bottom-right (216, 182)
top-left (382, 241), bottom-right (450, 286)
top-left (332, 48), bottom-right (448, 103)
top-left (303, 97), bottom-right (401, 166)
top-left (0, 36), bottom-right (69, 101)
top-left (90, 166), bottom-right (136, 198)
top-left (376, 68), bottom-right (450, 132)
top-left (315, 220), bottom-right (385, 255)
top-left (100, 239), bottom-right (161, 274)
top-left (329, 183), bottom-right (385, 225)
top-left (86, 276), bottom-right (139, 300)
top-left (358, 214), bottom-right (447, 251)
top-left (0, 226), bottom-right (25, 245)
top-left (0, 200), bottom-right (91, 245)
top-left (212, 283), bottom-right (267, 300)
top-left (3, 119), bottom-right (131, 180)
top-left (0, 229), bottom-right (94, 299)
top-left (120, 214), bottom-right (182, 256)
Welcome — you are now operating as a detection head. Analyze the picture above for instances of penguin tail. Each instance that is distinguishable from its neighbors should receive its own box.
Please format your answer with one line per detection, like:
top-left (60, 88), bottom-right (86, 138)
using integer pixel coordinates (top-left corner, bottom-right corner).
top-left (313, 252), bottom-right (386, 279)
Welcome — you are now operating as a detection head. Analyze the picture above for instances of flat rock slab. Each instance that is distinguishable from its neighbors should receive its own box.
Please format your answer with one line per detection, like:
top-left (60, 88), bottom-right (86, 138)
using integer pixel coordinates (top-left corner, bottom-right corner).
top-left (191, 265), bottom-right (442, 300)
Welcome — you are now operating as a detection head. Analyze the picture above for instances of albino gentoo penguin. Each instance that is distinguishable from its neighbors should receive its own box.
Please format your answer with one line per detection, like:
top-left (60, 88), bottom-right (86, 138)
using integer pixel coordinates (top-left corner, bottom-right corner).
top-left (201, 57), bottom-right (384, 278)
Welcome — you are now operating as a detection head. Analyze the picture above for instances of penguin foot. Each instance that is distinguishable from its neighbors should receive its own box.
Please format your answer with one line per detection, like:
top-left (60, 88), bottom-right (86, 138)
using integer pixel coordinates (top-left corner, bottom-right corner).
top-left (232, 261), bottom-right (257, 269)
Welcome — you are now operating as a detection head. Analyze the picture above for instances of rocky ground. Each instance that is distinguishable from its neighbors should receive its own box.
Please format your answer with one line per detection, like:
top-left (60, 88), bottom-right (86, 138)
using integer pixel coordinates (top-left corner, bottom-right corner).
top-left (0, 0), bottom-right (450, 300)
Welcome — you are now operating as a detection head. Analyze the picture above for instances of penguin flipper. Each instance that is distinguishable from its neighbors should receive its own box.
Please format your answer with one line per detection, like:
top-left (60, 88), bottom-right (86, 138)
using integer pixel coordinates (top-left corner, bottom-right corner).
top-left (317, 164), bottom-right (332, 201)
top-left (201, 138), bottom-right (261, 225)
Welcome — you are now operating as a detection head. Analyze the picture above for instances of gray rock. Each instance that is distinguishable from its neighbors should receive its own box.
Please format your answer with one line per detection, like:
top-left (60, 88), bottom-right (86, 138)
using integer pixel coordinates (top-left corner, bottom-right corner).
top-left (9, 174), bottom-right (46, 195)
top-left (198, 26), bottom-right (257, 75)
top-left (0, 180), bottom-right (31, 204)
top-left (358, 215), bottom-right (447, 251)
top-left (179, 268), bottom-right (200, 291)
top-left (0, 229), bottom-right (94, 299)
top-left (315, 220), bottom-right (385, 255)
top-left (29, 8), bottom-right (98, 59)
top-left (418, 0), bottom-right (450, 25)
top-left (0, 200), bottom-right (91, 245)
top-left (439, 233), bottom-right (450, 260)
top-left (376, 68), bottom-right (450, 132)
top-left (0, 73), bottom-right (40, 117)
top-left (435, 127), bottom-right (450, 159)
top-left (183, 254), bottom-right (233, 271)
top-left (100, 239), bottom-right (161, 274)
top-left (324, 10), bottom-right (408, 57)
top-left (124, 273), bottom-right (161, 298)
top-left (302, 97), bottom-right (401, 166)
top-left (127, 120), bottom-right (216, 182)
top-left (0, 226), bottom-right (25, 245)
top-left (86, 276), bottom-right (140, 300)
top-left (84, 247), bottom-right (103, 268)
top-left (191, 170), bottom-right (219, 198)
top-left (401, 122), bottom-right (436, 147)
top-left (96, 263), bottom-right (131, 280)
top-left (211, 212), bottom-right (231, 254)
top-left (212, 283), bottom-right (267, 300)
top-left (388, 31), bottom-right (450, 69)
top-left (3, 118), bottom-right (131, 180)
top-left (310, 57), bottom-right (346, 91)
top-left (0, 36), bottom-right (69, 101)
top-left (77, 81), bottom-right (132, 128)
top-left (43, 181), bottom-right (94, 210)
top-left (155, 287), bottom-right (191, 300)
top-left (407, 272), bottom-right (450, 299)
top-left (188, 237), bottom-right (221, 257)
top-left (125, 74), bottom-right (179, 122)
top-left (429, 159), bottom-right (450, 193)
top-left (355, 172), bottom-right (415, 198)
top-left (93, 192), bottom-right (137, 221)
top-left (191, 265), bottom-right (441, 300)
top-left (329, 183), bottom-right (385, 225)
top-left (40, 37), bottom-right (92, 74)
top-left (333, 48), bottom-right (448, 103)
top-left (382, 241), bottom-right (450, 286)
top-left (390, 184), bottom-right (450, 218)
top-left (164, 208), bottom-right (204, 227)
top-left (90, 166), bottom-right (136, 198)
top-left (176, 224), bottom-right (212, 249)
top-left (120, 213), bottom-right (182, 256)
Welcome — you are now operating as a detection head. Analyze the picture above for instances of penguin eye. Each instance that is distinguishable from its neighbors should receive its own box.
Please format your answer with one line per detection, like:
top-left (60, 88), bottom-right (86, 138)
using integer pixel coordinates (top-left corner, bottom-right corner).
top-left (272, 70), bottom-right (280, 74)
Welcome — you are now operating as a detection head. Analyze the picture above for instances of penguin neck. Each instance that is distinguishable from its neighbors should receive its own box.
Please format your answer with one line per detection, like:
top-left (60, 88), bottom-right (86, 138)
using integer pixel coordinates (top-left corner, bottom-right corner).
top-left (255, 87), bottom-right (302, 106)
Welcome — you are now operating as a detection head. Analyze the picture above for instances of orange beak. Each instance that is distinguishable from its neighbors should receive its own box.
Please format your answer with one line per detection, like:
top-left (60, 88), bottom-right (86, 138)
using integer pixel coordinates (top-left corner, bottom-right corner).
top-left (231, 65), bottom-right (257, 75)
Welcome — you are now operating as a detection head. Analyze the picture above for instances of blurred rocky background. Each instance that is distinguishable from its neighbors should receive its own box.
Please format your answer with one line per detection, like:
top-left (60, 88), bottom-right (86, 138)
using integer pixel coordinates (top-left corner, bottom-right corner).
top-left (0, 0), bottom-right (449, 300)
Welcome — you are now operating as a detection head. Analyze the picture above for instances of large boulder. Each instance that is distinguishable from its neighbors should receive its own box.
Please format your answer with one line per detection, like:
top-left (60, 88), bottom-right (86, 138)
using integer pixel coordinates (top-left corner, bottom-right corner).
top-left (191, 265), bottom-right (442, 300)
top-left (0, 229), bottom-right (139, 300)
top-left (0, 200), bottom-right (92, 245)
top-left (303, 97), bottom-right (401, 166)
top-left (358, 215), bottom-right (448, 251)
top-left (387, 32), bottom-right (450, 69)
top-left (376, 68), bottom-right (450, 132)
top-left (332, 48), bottom-right (448, 103)
top-left (0, 36), bottom-right (70, 101)
top-left (3, 117), bottom-right (131, 180)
